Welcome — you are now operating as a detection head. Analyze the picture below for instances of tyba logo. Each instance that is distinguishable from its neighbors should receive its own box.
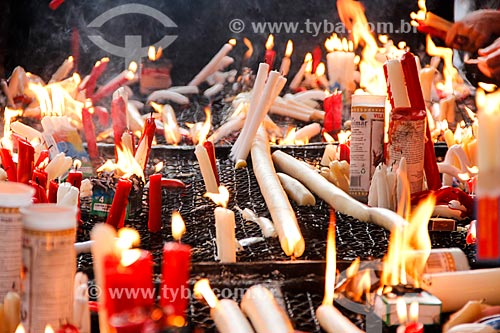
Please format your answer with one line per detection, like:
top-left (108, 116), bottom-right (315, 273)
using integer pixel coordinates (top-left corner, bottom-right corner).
top-left (87, 4), bottom-right (178, 67)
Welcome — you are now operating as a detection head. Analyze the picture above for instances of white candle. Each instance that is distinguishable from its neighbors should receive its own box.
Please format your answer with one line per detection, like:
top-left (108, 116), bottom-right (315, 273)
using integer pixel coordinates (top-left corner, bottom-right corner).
top-left (50, 56), bottom-right (74, 83)
top-left (419, 67), bottom-right (435, 105)
top-left (212, 299), bottom-right (254, 333)
top-left (385, 60), bottom-right (411, 108)
top-left (195, 145), bottom-right (219, 193)
top-left (215, 207), bottom-right (236, 263)
top-left (294, 123), bottom-right (321, 143)
top-left (321, 144), bottom-right (337, 166)
top-left (316, 304), bottom-right (364, 333)
top-left (289, 53), bottom-right (311, 91)
top-left (188, 39), bottom-right (236, 86)
top-left (240, 285), bottom-right (294, 333)
top-left (279, 40), bottom-right (293, 76)
top-left (340, 52), bottom-right (355, 91)
top-left (90, 224), bottom-right (117, 333)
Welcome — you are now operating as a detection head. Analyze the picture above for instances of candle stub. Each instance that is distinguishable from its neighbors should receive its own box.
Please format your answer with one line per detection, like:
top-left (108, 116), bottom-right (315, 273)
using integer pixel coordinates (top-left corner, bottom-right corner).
top-left (20, 204), bottom-right (77, 333)
top-left (0, 182), bottom-right (34, 300)
top-left (349, 94), bottom-right (386, 203)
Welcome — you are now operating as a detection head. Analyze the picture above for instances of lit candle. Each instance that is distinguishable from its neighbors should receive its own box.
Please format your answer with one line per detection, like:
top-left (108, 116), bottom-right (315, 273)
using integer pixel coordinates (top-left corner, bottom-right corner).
top-left (264, 34), bottom-right (276, 69)
top-left (16, 137), bottom-right (35, 184)
top-left (81, 100), bottom-right (99, 165)
top-left (476, 89), bottom-right (500, 261)
top-left (91, 63), bottom-right (136, 104)
top-left (289, 53), bottom-right (311, 91)
top-left (67, 160), bottom-right (83, 189)
top-left (106, 177), bottom-right (132, 229)
top-left (279, 40), bottom-right (293, 76)
top-left (316, 211), bottom-right (363, 333)
top-left (0, 148), bottom-right (17, 182)
top-left (103, 249), bottom-right (154, 317)
top-left (203, 140), bottom-right (219, 186)
top-left (111, 88), bottom-right (128, 156)
top-left (83, 57), bottom-right (110, 97)
top-left (385, 60), bottom-right (411, 108)
top-left (49, 56), bottom-right (74, 83)
top-left (48, 180), bottom-right (59, 203)
top-left (195, 145), bottom-right (219, 194)
top-left (32, 158), bottom-right (49, 191)
top-left (194, 279), bottom-right (253, 333)
top-left (160, 212), bottom-right (191, 327)
top-left (315, 62), bottom-right (329, 89)
top-left (396, 300), bottom-right (424, 333)
top-left (188, 39), bottom-right (236, 86)
top-left (148, 169), bottom-right (162, 233)
top-left (134, 115), bottom-right (156, 172)
top-left (205, 186), bottom-right (236, 263)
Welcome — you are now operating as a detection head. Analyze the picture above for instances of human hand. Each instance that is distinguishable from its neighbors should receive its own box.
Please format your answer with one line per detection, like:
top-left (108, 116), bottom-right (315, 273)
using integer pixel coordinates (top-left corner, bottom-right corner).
top-left (477, 37), bottom-right (500, 80)
top-left (445, 10), bottom-right (500, 52)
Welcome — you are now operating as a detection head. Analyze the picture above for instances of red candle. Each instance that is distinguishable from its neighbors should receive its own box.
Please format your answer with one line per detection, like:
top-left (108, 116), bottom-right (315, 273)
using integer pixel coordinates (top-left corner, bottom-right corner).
top-left (160, 242), bottom-right (191, 326)
top-left (67, 169), bottom-right (83, 189)
top-left (103, 249), bottom-right (154, 317)
top-left (148, 174), bottom-right (162, 233)
top-left (135, 116), bottom-right (157, 171)
top-left (106, 177), bottom-right (132, 229)
top-left (264, 34), bottom-right (276, 69)
top-left (323, 92), bottom-right (343, 136)
top-left (203, 140), bottom-right (219, 186)
top-left (48, 180), bottom-right (59, 203)
top-left (404, 322), bottom-right (424, 333)
top-left (111, 93), bottom-right (128, 156)
top-left (338, 144), bottom-right (350, 164)
top-left (16, 137), bottom-right (35, 184)
top-left (49, 0), bottom-right (64, 10)
top-left (32, 168), bottom-right (48, 190)
top-left (81, 103), bottom-right (100, 166)
top-left (312, 45), bottom-right (322, 73)
top-left (91, 71), bottom-right (134, 105)
top-left (84, 58), bottom-right (109, 98)
top-left (35, 149), bottom-right (50, 169)
top-left (0, 148), bottom-right (17, 181)
top-left (29, 179), bottom-right (48, 203)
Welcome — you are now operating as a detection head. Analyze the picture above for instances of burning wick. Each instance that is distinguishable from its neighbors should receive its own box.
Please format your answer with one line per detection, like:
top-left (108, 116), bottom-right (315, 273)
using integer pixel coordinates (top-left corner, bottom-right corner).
top-left (396, 300), bottom-right (423, 333)
top-left (194, 279), bottom-right (253, 333)
top-left (316, 210), bottom-right (363, 333)
top-left (171, 211), bottom-right (186, 242)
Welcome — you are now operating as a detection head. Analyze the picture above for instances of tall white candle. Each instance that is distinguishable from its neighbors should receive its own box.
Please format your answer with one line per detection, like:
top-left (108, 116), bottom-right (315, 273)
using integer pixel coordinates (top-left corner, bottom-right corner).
top-left (215, 207), bottom-right (236, 263)
top-left (211, 299), bottom-right (254, 333)
top-left (195, 145), bottom-right (219, 193)
top-left (316, 304), bottom-right (364, 333)
top-left (188, 39), bottom-right (236, 86)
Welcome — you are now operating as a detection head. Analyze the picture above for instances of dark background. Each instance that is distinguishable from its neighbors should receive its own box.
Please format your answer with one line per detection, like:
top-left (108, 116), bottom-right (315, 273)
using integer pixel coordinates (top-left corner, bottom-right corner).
top-left (0, 0), bottom-right (425, 84)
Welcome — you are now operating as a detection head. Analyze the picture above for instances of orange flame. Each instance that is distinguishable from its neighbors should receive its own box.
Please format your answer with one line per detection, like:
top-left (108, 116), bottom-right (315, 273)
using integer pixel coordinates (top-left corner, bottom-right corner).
top-left (204, 185), bottom-right (230, 208)
top-left (285, 40), bottom-right (294, 57)
top-left (265, 34), bottom-right (274, 50)
top-left (194, 279), bottom-right (219, 308)
top-left (426, 35), bottom-right (458, 94)
top-left (228, 38), bottom-right (237, 47)
top-left (171, 211), bottom-right (186, 241)
top-left (97, 145), bottom-right (145, 180)
top-left (1, 107), bottom-right (23, 150)
top-left (191, 107), bottom-right (212, 145)
top-left (322, 211), bottom-right (336, 306)
top-left (316, 62), bottom-right (326, 77)
top-left (243, 37), bottom-right (253, 60)
top-left (381, 195), bottom-right (436, 288)
top-left (120, 249), bottom-right (142, 267)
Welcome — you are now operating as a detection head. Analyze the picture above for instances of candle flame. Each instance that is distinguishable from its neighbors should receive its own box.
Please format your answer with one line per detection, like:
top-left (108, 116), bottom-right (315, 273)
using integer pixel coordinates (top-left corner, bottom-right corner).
top-left (192, 107), bottom-right (212, 145)
top-left (305, 59), bottom-right (313, 74)
top-left (228, 38), bottom-right (237, 46)
top-left (285, 40), bottom-right (293, 57)
top-left (171, 211), bottom-right (186, 241)
top-left (337, 130), bottom-right (351, 145)
top-left (115, 227), bottom-right (140, 251)
top-left (73, 159), bottom-right (82, 170)
top-left (38, 157), bottom-right (50, 170)
top-left (346, 257), bottom-right (360, 278)
top-left (315, 62), bottom-right (326, 77)
top-left (204, 185), bottom-right (230, 208)
top-left (194, 279), bottom-right (219, 308)
top-left (396, 297), bottom-right (408, 324)
top-left (128, 61), bottom-right (138, 73)
top-left (426, 35), bottom-right (458, 94)
top-left (152, 102), bottom-right (181, 145)
top-left (322, 210), bottom-right (336, 306)
top-left (381, 194), bottom-right (436, 288)
top-left (304, 52), bottom-right (312, 63)
top-left (15, 324), bottom-right (25, 333)
top-left (243, 37), bottom-right (253, 60)
top-left (323, 132), bottom-right (335, 143)
top-left (265, 34), bottom-right (274, 50)
top-left (120, 249), bottom-right (142, 267)
top-left (148, 46), bottom-right (157, 61)
top-left (409, 301), bottom-right (419, 322)
top-left (478, 82), bottom-right (497, 93)
top-left (44, 325), bottom-right (55, 333)
top-left (154, 162), bottom-right (164, 173)
top-left (97, 144), bottom-right (145, 181)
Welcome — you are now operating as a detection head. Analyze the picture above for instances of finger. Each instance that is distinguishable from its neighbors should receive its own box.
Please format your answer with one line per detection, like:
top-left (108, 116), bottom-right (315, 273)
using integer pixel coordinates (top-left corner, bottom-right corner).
top-left (479, 38), bottom-right (500, 56)
top-left (485, 49), bottom-right (500, 68)
top-left (446, 24), bottom-right (462, 47)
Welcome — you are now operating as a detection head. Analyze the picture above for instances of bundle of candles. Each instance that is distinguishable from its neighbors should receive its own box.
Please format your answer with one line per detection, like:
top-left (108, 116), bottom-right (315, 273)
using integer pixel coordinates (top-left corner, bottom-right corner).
top-left (1, 0), bottom-right (500, 331)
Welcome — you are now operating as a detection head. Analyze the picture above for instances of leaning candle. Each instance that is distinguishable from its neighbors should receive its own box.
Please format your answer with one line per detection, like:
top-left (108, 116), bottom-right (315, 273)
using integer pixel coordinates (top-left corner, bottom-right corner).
top-left (289, 53), bottom-right (311, 91)
top-left (195, 145), bottom-right (219, 193)
top-left (83, 57), bottom-right (110, 97)
top-left (81, 101), bottom-right (99, 165)
top-left (188, 39), bottom-right (236, 86)
top-left (203, 140), bottom-right (219, 186)
top-left (148, 173), bottom-right (162, 233)
top-left (111, 88), bottom-right (128, 154)
top-left (48, 180), bottom-right (59, 203)
top-left (0, 148), bottom-right (17, 182)
top-left (160, 222), bottom-right (191, 327)
top-left (91, 66), bottom-right (136, 104)
top-left (32, 165), bottom-right (48, 191)
top-left (106, 177), bottom-right (132, 229)
top-left (264, 34), bottom-right (276, 69)
top-left (135, 115), bottom-right (156, 172)
top-left (16, 137), bottom-right (35, 184)
top-left (194, 279), bottom-right (254, 333)
top-left (279, 40), bottom-right (293, 76)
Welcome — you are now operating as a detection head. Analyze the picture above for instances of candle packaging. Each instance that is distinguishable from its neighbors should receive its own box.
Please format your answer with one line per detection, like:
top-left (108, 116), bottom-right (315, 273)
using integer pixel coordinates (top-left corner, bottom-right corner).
top-left (20, 204), bottom-right (77, 333)
top-left (349, 94), bottom-right (386, 203)
top-left (373, 291), bottom-right (441, 326)
top-left (0, 182), bottom-right (34, 300)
